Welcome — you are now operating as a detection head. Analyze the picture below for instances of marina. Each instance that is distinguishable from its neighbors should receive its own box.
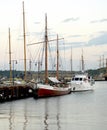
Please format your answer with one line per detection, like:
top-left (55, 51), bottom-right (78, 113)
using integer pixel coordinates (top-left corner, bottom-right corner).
top-left (1, 2), bottom-right (70, 102)
top-left (0, 81), bottom-right (107, 130)
top-left (0, 0), bottom-right (107, 129)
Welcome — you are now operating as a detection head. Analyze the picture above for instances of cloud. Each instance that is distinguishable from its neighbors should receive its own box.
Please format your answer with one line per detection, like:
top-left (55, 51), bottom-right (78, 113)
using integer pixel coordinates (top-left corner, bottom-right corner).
top-left (90, 18), bottom-right (107, 23)
top-left (34, 22), bottom-right (41, 24)
top-left (30, 32), bottom-right (44, 36)
top-left (68, 34), bottom-right (82, 38)
top-left (64, 32), bottom-right (107, 49)
top-left (62, 17), bottom-right (79, 23)
top-left (99, 31), bottom-right (107, 34)
top-left (64, 42), bottom-right (86, 48)
top-left (88, 32), bottom-right (107, 46)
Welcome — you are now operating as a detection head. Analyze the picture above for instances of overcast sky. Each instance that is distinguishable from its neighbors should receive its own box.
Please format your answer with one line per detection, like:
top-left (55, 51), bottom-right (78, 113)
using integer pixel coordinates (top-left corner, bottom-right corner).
top-left (0, 0), bottom-right (107, 71)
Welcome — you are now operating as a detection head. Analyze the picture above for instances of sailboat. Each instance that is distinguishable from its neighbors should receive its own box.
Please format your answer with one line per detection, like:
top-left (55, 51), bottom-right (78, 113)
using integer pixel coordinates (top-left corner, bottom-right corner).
top-left (31, 14), bottom-right (71, 98)
top-left (69, 49), bottom-right (95, 92)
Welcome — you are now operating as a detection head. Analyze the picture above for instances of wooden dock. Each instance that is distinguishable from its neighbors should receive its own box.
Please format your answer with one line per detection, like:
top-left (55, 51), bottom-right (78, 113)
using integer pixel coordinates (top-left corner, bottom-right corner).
top-left (0, 84), bottom-right (33, 102)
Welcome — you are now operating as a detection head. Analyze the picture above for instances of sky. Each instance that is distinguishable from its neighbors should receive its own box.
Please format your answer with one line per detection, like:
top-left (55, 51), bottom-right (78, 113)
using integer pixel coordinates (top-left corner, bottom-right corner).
top-left (0, 0), bottom-right (107, 71)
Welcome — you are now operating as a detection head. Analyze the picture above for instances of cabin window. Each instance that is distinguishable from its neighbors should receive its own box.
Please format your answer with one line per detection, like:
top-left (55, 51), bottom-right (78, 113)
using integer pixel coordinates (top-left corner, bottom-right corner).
top-left (80, 78), bottom-right (82, 81)
top-left (83, 78), bottom-right (87, 81)
top-left (75, 78), bottom-right (79, 81)
top-left (72, 78), bottom-right (75, 80)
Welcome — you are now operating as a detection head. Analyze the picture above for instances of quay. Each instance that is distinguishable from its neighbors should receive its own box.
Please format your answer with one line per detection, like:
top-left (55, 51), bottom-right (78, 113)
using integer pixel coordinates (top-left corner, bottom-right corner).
top-left (0, 84), bottom-right (33, 102)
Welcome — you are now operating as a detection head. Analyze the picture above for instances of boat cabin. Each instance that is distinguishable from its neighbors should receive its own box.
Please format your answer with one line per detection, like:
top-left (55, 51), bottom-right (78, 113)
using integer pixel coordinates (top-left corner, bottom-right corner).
top-left (71, 75), bottom-right (88, 82)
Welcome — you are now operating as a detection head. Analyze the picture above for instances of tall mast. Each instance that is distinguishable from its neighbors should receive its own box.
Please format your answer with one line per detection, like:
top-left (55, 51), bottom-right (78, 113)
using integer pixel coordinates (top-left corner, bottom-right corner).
top-left (56, 34), bottom-right (59, 79)
top-left (23, 1), bottom-right (27, 81)
top-left (9, 28), bottom-right (12, 82)
top-left (45, 13), bottom-right (48, 84)
top-left (102, 55), bottom-right (104, 68)
top-left (81, 49), bottom-right (84, 72)
top-left (99, 56), bottom-right (101, 68)
top-left (27, 14), bottom-right (63, 83)
top-left (106, 58), bottom-right (107, 72)
top-left (71, 47), bottom-right (72, 73)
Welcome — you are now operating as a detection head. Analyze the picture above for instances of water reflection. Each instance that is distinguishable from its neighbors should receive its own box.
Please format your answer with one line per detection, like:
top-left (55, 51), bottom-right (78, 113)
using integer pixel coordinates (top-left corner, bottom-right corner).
top-left (44, 99), bottom-right (49, 130)
top-left (7, 100), bottom-right (28, 130)
top-left (23, 101), bottom-right (28, 130)
top-left (9, 103), bottom-right (13, 130)
top-left (7, 98), bottom-right (62, 130)
top-left (2, 82), bottom-right (107, 130)
top-left (56, 97), bottom-right (61, 130)
top-left (44, 113), bottom-right (48, 130)
top-left (44, 97), bottom-right (61, 130)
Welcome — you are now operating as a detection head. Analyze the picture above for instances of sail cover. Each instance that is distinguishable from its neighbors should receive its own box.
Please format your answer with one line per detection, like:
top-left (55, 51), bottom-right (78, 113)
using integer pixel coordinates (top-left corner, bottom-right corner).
top-left (48, 77), bottom-right (61, 83)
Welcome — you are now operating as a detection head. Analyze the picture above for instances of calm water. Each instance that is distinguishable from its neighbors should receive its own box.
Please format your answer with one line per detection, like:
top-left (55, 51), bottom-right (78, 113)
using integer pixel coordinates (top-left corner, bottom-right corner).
top-left (0, 81), bottom-right (107, 130)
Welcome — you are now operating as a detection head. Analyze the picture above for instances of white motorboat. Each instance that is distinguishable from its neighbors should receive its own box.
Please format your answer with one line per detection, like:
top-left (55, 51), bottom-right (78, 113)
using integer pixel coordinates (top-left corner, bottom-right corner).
top-left (69, 74), bottom-right (95, 92)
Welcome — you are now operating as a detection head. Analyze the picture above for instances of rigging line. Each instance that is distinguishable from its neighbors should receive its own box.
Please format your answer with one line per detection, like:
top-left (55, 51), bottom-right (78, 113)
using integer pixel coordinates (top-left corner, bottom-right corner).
top-left (40, 42), bottom-right (45, 70)
top-left (34, 46), bottom-right (41, 61)
top-left (27, 38), bottom-right (64, 46)
top-left (27, 45), bottom-right (40, 71)
top-left (58, 40), bottom-right (64, 70)
top-left (30, 41), bottom-right (44, 71)
top-left (27, 47), bottom-right (34, 62)
top-left (27, 48), bottom-right (37, 71)
top-left (48, 43), bottom-right (55, 71)
top-left (62, 41), bottom-right (66, 73)
top-left (28, 30), bottom-right (45, 66)
top-left (52, 57), bottom-right (56, 71)
top-left (35, 43), bottom-right (44, 76)
top-left (58, 40), bottom-right (65, 77)
top-left (34, 42), bottom-right (44, 72)
top-left (33, 43), bottom-right (43, 63)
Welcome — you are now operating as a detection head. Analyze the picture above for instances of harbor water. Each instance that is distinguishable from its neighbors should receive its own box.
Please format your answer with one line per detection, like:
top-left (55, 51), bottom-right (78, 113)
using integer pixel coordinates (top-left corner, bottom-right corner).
top-left (0, 81), bottom-right (107, 130)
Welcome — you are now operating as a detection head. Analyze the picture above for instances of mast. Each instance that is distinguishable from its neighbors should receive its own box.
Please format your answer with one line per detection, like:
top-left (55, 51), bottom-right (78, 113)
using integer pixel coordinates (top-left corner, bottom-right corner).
top-left (27, 14), bottom-right (63, 83)
top-left (45, 13), bottom-right (48, 84)
top-left (102, 55), bottom-right (104, 68)
top-left (81, 49), bottom-right (84, 72)
top-left (71, 47), bottom-right (72, 74)
top-left (23, 1), bottom-right (27, 81)
top-left (99, 56), bottom-right (101, 68)
top-left (9, 28), bottom-right (12, 82)
top-left (56, 34), bottom-right (59, 79)
top-left (106, 58), bottom-right (107, 72)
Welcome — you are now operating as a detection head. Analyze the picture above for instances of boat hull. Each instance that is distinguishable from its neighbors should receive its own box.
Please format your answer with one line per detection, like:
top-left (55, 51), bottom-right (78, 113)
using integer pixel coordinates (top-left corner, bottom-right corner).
top-left (33, 84), bottom-right (71, 98)
top-left (69, 82), bottom-right (95, 92)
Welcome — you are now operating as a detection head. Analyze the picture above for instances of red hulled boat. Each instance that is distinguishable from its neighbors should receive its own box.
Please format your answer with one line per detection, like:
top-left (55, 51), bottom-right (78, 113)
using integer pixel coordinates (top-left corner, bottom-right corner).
top-left (29, 14), bottom-right (71, 98)
top-left (33, 77), bottom-right (71, 98)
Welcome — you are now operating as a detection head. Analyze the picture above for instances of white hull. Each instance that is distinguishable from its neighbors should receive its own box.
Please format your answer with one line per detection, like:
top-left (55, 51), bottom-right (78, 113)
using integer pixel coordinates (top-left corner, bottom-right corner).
top-left (69, 82), bottom-right (94, 92)
top-left (69, 74), bottom-right (95, 92)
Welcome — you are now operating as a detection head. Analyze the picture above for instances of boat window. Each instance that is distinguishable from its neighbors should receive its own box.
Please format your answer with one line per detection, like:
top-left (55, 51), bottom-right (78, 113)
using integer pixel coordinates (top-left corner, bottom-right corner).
top-left (72, 77), bottom-right (75, 80)
top-left (80, 78), bottom-right (82, 81)
top-left (83, 78), bottom-right (87, 81)
top-left (75, 78), bottom-right (79, 81)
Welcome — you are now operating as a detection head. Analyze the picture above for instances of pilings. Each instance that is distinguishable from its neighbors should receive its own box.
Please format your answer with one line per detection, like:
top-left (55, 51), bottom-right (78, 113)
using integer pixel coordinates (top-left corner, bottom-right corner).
top-left (0, 85), bottom-right (33, 102)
